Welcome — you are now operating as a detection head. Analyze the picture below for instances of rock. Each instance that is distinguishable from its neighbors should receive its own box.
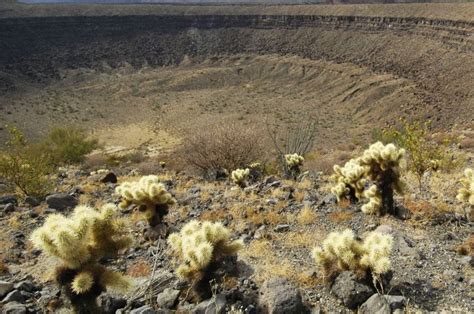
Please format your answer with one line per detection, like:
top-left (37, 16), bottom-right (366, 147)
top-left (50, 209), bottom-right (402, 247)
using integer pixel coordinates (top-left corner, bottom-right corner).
top-left (14, 280), bottom-right (37, 292)
top-left (0, 280), bottom-right (14, 298)
top-left (1, 302), bottom-right (27, 314)
top-left (274, 224), bottom-right (290, 232)
top-left (192, 294), bottom-right (226, 314)
top-left (394, 206), bottom-right (411, 220)
top-left (0, 195), bottom-right (17, 205)
top-left (330, 272), bottom-right (374, 309)
top-left (260, 277), bottom-right (306, 314)
top-left (43, 208), bottom-right (57, 214)
top-left (24, 196), bottom-right (40, 207)
top-left (98, 294), bottom-right (127, 314)
top-left (156, 288), bottom-right (180, 309)
top-left (2, 290), bottom-right (25, 303)
top-left (375, 225), bottom-right (420, 259)
top-left (319, 194), bottom-right (336, 206)
top-left (359, 294), bottom-right (406, 314)
top-left (130, 305), bottom-right (157, 314)
top-left (100, 172), bottom-right (118, 184)
top-left (46, 193), bottom-right (78, 211)
top-left (3, 203), bottom-right (15, 214)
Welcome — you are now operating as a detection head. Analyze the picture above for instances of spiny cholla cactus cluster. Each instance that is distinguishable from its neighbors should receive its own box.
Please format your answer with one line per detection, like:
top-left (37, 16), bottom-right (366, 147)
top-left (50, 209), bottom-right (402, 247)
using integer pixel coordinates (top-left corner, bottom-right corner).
top-left (457, 168), bottom-right (474, 205)
top-left (30, 204), bottom-right (132, 312)
top-left (168, 220), bottom-right (243, 297)
top-left (285, 153), bottom-right (304, 179)
top-left (332, 142), bottom-right (406, 215)
top-left (312, 229), bottom-right (393, 281)
top-left (231, 168), bottom-right (250, 187)
top-left (115, 175), bottom-right (175, 226)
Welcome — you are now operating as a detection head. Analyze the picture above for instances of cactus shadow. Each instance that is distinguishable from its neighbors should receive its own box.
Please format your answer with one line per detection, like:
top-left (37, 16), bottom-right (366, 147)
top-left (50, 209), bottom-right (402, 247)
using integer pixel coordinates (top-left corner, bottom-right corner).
top-left (390, 278), bottom-right (444, 311)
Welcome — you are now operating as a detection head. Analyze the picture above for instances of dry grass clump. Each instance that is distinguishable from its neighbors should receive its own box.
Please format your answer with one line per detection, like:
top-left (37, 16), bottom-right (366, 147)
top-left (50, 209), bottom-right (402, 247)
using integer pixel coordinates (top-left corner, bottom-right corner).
top-left (296, 206), bottom-right (318, 225)
top-left (328, 210), bottom-right (353, 223)
top-left (456, 235), bottom-right (474, 256)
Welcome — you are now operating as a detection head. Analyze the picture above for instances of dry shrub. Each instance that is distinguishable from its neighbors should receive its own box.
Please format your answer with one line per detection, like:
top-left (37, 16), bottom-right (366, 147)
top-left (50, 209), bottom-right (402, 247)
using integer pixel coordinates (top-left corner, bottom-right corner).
top-left (179, 122), bottom-right (265, 176)
top-left (297, 206), bottom-right (318, 225)
top-left (456, 235), bottom-right (474, 256)
top-left (459, 137), bottom-right (474, 151)
top-left (307, 151), bottom-right (352, 174)
top-left (328, 210), bottom-right (353, 223)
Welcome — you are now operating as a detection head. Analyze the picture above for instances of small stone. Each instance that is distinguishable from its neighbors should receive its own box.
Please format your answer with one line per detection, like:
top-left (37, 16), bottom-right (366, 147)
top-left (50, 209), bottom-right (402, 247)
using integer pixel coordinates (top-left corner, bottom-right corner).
top-left (260, 277), bottom-right (306, 314)
top-left (331, 271), bottom-right (374, 309)
top-left (100, 172), bottom-right (118, 184)
top-left (2, 302), bottom-right (27, 314)
top-left (192, 294), bottom-right (226, 314)
top-left (156, 288), bottom-right (180, 309)
top-left (274, 224), bottom-right (290, 232)
top-left (46, 193), bottom-right (78, 211)
top-left (24, 196), bottom-right (40, 207)
top-left (0, 195), bottom-right (17, 205)
top-left (130, 305), bottom-right (157, 314)
top-left (0, 280), bottom-right (14, 298)
top-left (2, 290), bottom-right (25, 303)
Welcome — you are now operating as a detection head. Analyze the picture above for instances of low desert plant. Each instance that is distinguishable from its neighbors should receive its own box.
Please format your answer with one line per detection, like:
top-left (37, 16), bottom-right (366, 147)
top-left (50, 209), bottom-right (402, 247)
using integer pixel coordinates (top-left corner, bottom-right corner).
top-left (115, 175), bottom-right (175, 227)
top-left (180, 122), bottom-right (265, 178)
top-left (42, 126), bottom-right (99, 165)
top-left (284, 153), bottom-right (304, 179)
top-left (312, 229), bottom-right (393, 282)
top-left (168, 220), bottom-right (243, 299)
top-left (373, 120), bottom-right (460, 190)
top-left (332, 142), bottom-right (406, 215)
top-left (456, 168), bottom-right (473, 220)
top-left (30, 204), bottom-right (132, 313)
top-left (230, 168), bottom-right (250, 187)
top-left (0, 126), bottom-right (53, 199)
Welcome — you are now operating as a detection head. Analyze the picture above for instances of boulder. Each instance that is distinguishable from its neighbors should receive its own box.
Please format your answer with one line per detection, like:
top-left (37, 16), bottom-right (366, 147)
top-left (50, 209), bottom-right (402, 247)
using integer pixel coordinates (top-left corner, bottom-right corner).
top-left (359, 294), bottom-right (406, 314)
top-left (2, 290), bottom-right (25, 303)
top-left (24, 196), bottom-right (40, 207)
top-left (1, 302), bottom-right (27, 314)
top-left (0, 280), bottom-right (13, 298)
top-left (46, 193), bottom-right (78, 211)
top-left (260, 278), bottom-right (306, 314)
top-left (100, 172), bottom-right (118, 184)
top-left (330, 271), bottom-right (374, 309)
top-left (192, 294), bottom-right (226, 314)
top-left (156, 288), bottom-right (180, 309)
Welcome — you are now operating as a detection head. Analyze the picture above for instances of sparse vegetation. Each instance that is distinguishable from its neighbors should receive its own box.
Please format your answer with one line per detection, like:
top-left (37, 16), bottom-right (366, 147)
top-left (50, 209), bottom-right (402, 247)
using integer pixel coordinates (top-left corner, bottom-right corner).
top-left (30, 204), bottom-right (133, 313)
top-left (0, 126), bottom-right (53, 199)
top-left (373, 120), bottom-right (461, 190)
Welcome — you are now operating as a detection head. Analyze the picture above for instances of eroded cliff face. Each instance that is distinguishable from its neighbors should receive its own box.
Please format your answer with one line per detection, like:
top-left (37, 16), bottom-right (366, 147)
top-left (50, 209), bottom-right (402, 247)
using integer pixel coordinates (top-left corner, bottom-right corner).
top-left (0, 14), bottom-right (472, 126)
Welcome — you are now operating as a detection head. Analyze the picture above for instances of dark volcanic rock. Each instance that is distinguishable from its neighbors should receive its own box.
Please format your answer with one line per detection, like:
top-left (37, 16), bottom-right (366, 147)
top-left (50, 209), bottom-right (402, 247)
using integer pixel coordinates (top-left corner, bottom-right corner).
top-left (260, 277), bottom-right (306, 314)
top-left (330, 272), bottom-right (374, 309)
top-left (46, 193), bottom-right (78, 211)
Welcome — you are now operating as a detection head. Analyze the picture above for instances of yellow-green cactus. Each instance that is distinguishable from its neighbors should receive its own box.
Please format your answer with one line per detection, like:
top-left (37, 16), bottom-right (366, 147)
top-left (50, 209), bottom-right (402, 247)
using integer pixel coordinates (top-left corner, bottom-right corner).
top-left (231, 168), bottom-right (250, 187)
top-left (284, 153), bottom-right (304, 179)
top-left (168, 220), bottom-right (243, 298)
top-left (312, 229), bottom-right (392, 281)
top-left (331, 142), bottom-right (406, 215)
top-left (30, 204), bottom-right (132, 313)
top-left (115, 175), bottom-right (175, 226)
top-left (457, 168), bottom-right (474, 205)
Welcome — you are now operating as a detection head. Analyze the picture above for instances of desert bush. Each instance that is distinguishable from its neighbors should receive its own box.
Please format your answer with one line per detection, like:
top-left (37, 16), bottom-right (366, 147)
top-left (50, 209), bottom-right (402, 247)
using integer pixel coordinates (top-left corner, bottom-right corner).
top-left (266, 117), bottom-right (317, 178)
top-left (312, 229), bottom-right (393, 282)
top-left (0, 126), bottom-right (53, 199)
top-left (30, 204), bottom-right (132, 313)
top-left (115, 175), bottom-right (175, 227)
top-left (456, 168), bottom-right (473, 221)
top-left (230, 168), bottom-right (250, 188)
top-left (373, 120), bottom-right (461, 189)
top-left (168, 220), bottom-right (243, 299)
top-left (42, 126), bottom-right (99, 165)
top-left (331, 142), bottom-right (406, 215)
top-left (180, 123), bottom-right (264, 178)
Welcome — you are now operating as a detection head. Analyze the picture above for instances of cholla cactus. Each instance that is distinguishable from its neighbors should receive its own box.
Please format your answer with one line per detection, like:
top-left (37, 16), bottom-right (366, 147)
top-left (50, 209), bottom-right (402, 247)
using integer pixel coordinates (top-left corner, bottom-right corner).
top-left (30, 204), bottom-right (132, 313)
top-left (457, 168), bottom-right (474, 205)
top-left (115, 175), bottom-right (175, 226)
top-left (285, 153), bottom-right (304, 179)
top-left (331, 142), bottom-right (406, 215)
top-left (231, 168), bottom-right (250, 187)
top-left (168, 220), bottom-right (243, 298)
top-left (312, 229), bottom-right (392, 281)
